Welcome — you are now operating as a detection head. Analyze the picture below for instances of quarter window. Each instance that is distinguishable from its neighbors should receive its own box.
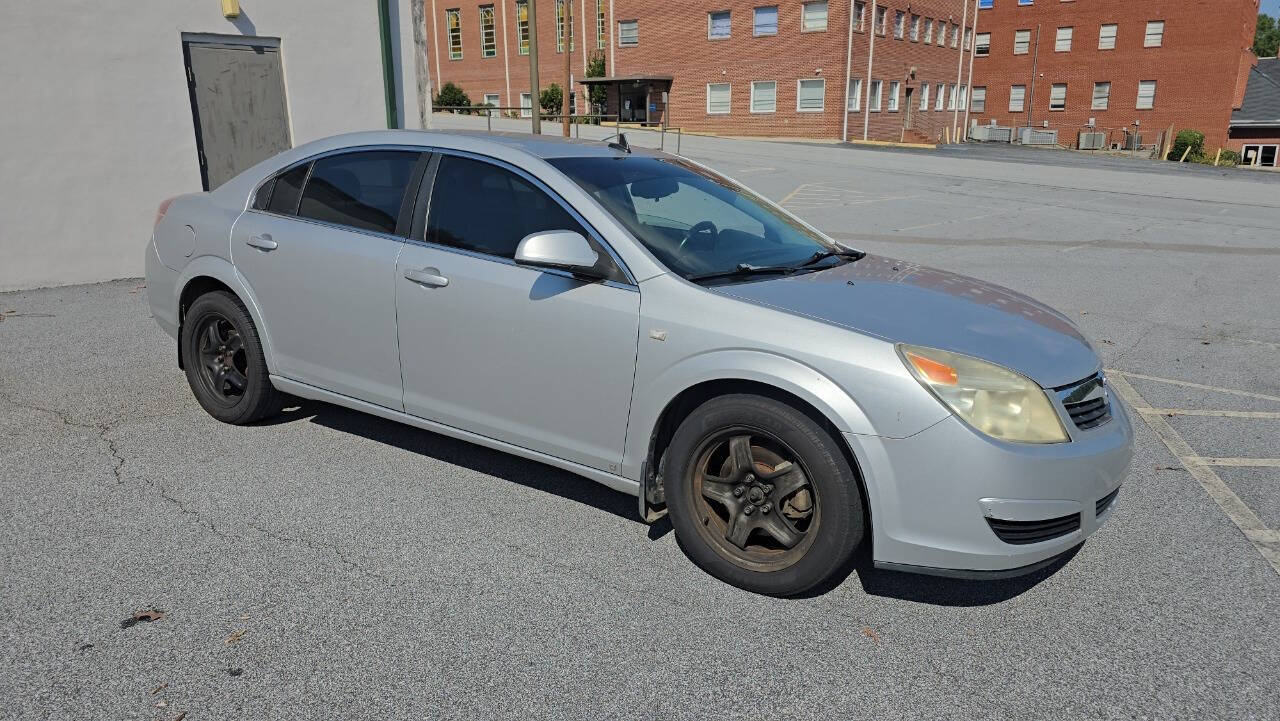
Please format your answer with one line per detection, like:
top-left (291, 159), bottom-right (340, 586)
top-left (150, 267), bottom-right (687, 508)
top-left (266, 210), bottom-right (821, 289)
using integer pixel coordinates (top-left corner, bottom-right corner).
top-left (446, 8), bottom-right (462, 60)
top-left (803, 1), bottom-right (828, 31)
top-left (265, 163), bottom-right (310, 216)
top-left (298, 151), bottom-right (420, 234)
top-left (754, 6), bottom-right (778, 36)
top-left (426, 155), bottom-right (587, 259)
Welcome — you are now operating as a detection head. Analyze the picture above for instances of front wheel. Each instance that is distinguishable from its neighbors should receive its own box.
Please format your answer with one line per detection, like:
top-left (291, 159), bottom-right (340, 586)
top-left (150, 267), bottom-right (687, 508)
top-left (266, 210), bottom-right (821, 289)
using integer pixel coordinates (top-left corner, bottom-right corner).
top-left (665, 394), bottom-right (865, 596)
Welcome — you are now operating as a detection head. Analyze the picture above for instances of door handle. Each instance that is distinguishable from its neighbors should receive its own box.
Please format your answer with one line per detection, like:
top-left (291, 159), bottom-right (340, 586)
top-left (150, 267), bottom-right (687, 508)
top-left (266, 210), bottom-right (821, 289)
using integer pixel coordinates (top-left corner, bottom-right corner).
top-left (246, 234), bottom-right (278, 251)
top-left (404, 267), bottom-right (449, 288)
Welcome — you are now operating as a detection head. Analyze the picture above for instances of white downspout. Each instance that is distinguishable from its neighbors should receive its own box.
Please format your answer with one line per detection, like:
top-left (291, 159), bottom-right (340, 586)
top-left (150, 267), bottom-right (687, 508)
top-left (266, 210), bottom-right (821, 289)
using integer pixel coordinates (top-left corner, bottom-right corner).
top-left (962, 0), bottom-right (979, 140)
top-left (841, 0), bottom-right (856, 142)
top-left (862, 1), bottom-right (876, 140)
top-left (501, 0), bottom-right (512, 108)
top-left (952, 0), bottom-right (970, 141)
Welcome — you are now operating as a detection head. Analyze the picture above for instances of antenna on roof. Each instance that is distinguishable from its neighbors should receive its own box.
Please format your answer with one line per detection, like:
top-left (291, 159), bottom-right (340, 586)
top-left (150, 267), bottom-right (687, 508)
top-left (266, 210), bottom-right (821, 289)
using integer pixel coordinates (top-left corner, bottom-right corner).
top-left (607, 133), bottom-right (631, 154)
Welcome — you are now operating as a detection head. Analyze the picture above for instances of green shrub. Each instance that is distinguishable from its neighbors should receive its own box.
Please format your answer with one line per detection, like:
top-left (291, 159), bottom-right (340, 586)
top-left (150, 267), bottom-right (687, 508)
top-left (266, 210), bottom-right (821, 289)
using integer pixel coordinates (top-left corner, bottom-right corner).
top-left (1217, 149), bottom-right (1240, 166)
top-left (539, 84), bottom-right (563, 116)
top-left (434, 82), bottom-right (471, 112)
top-left (1166, 129), bottom-right (1205, 161)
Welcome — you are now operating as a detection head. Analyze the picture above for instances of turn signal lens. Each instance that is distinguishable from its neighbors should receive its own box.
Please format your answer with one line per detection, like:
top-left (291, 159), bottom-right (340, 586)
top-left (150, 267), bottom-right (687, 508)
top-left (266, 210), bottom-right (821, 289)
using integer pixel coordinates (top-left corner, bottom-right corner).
top-left (899, 344), bottom-right (1069, 444)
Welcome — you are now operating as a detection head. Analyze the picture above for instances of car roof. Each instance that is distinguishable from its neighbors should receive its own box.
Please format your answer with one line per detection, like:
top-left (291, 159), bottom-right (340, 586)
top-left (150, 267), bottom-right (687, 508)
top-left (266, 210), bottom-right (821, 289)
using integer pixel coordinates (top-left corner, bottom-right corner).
top-left (296, 129), bottom-right (666, 161)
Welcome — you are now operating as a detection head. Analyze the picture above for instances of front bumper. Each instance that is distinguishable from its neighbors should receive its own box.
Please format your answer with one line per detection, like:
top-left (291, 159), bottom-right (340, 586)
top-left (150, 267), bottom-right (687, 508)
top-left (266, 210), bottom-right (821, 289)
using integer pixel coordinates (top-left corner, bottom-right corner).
top-left (846, 399), bottom-right (1133, 575)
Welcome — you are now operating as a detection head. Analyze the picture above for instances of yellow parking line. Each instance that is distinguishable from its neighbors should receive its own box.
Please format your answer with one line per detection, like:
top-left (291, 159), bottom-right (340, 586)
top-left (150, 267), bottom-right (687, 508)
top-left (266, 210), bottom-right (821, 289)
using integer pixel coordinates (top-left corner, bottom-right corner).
top-left (1181, 457), bottom-right (1280, 468)
top-left (778, 183), bottom-right (809, 205)
top-left (1136, 408), bottom-right (1280, 420)
top-left (1106, 369), bottom-right (1280, 404)
top-left (1108, 374), bottom-right (1280, 576)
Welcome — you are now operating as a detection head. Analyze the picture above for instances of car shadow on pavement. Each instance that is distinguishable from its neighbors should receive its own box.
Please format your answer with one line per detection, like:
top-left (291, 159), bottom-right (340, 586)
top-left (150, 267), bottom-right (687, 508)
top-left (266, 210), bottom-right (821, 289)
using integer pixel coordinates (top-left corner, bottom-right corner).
top-left (844, 544), bottom-right (1081, 606)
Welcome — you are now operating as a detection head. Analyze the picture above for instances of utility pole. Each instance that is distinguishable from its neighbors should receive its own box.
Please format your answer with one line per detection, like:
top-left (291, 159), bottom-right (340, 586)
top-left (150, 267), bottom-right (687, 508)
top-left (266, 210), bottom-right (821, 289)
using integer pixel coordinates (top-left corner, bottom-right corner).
top-left (563, 0), bottom-right (572, 136)
top-left (528, 0), bottom-right (542, 134)
top-left (1027, 24), bottom-right (1040, 131)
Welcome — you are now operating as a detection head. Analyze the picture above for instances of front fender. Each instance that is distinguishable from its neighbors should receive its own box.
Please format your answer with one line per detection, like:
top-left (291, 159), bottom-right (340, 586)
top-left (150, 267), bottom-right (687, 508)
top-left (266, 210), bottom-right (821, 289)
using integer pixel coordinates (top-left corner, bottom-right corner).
top-left (174, 255), bottom-right (278, 371)
top-left (621, 349), bottom-right (876, 481)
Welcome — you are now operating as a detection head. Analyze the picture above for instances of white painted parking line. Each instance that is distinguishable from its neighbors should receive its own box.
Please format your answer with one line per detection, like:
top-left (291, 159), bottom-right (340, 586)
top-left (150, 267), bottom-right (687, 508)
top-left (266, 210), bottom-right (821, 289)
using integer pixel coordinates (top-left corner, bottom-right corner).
top-left (1107, 370), bottom-right (1280, 404)
top-left (1181, 457), bottom-right (1280, 468)
top-left (1108, 374), bottom-right (1280, 576)
top-left (1137, 408), bottom-right (1280, 419)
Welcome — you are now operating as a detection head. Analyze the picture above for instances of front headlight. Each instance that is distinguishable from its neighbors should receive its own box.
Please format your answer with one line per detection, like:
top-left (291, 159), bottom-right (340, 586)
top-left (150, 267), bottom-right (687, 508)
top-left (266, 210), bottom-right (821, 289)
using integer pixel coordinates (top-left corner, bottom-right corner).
top-left (898, 344), bottom-right (1069, 444)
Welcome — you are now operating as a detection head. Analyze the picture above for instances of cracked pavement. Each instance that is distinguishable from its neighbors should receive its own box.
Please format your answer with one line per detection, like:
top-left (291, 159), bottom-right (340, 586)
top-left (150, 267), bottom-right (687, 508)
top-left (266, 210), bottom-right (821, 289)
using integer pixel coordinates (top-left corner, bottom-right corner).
top-left (3, 136), bottom-right (1280, 719)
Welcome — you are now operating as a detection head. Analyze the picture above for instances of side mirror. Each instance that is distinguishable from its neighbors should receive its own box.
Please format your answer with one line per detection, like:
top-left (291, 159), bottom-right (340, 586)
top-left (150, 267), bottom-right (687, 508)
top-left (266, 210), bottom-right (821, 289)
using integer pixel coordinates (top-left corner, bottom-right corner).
top-left (514, 231), bottom-right (601, 276)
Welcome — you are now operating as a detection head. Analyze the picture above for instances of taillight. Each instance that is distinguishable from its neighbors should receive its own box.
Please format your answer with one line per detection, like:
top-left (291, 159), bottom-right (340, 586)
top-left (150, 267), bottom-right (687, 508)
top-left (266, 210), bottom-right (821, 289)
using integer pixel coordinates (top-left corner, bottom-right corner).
top-left (155, 196), bottom-right (178, 230)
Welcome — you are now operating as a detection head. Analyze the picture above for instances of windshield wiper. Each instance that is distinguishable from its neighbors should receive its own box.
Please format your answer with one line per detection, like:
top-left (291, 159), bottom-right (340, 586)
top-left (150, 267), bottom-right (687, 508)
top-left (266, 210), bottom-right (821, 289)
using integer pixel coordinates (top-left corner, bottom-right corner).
top-left (686, 263), bottom-right (802, 284)
top-left (800, 249), bottom-right (868, 267)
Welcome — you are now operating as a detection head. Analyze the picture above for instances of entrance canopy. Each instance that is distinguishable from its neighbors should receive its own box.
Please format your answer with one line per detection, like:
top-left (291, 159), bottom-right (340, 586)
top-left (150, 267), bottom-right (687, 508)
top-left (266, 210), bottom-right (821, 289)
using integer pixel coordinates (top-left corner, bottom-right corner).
top-left (580, 75), bottom-right (673, 126)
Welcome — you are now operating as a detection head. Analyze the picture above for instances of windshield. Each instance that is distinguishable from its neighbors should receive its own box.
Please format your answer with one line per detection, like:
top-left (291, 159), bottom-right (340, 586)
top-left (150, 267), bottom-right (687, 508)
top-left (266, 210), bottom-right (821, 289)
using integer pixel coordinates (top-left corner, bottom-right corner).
top-left (549, 155), bottom-right (845, 281)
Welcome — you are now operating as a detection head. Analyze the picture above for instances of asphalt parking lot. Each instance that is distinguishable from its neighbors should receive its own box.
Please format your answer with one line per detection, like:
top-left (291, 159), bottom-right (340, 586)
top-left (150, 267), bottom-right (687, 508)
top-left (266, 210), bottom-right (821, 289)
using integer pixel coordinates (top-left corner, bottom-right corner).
top-left (2, 122), bottom-right (1279, 719)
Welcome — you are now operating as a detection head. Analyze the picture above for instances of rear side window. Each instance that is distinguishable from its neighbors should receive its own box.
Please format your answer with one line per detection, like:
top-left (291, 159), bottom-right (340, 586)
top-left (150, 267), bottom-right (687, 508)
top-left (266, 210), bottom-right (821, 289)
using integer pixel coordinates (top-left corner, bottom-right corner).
top-left (297, 151), bottom-right (420, 234)
top-left (266, 163), bottom-right (309, 215)
top-left (425, 155), bottom-right (586, 258)
top-left (252, 178), bottom-right (277, 211)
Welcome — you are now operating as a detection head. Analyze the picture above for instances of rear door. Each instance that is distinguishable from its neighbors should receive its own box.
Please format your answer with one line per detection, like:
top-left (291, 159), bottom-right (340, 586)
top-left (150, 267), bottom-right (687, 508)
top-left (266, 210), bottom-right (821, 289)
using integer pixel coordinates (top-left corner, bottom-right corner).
top-left (395, 153), bottom-right (640, 472)
top-left (233, 149), bottom-right (428, 409)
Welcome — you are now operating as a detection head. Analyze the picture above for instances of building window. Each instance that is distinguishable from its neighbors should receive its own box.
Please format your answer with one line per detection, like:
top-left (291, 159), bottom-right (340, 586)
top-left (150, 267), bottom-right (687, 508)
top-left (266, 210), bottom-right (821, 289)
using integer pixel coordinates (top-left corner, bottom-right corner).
top-left (1009, 84), bottom-right (1026, 112)
top-left (918, 83), bottom-right (929, 110)
top-left (709, 10), bottom-right (731, 39)
top-left (979, 0), bottom-right (993, 8)
top-left (1099, 24), bottom-right (1117, 50)
top-left (1018, 0), bottom-right (1033, 5)
top-left (1049, 83), bottom-right (1067, 110)
top-left (1055, 27), bottom-right (1072, 52)
top-left (803, 2), bottom-right (828, 32)
top-left (946, 83), bottom-right (957, 110)
top-left (894, 11), bottom-right (905, 39)
top-left (1014, 29), bottom-right (1031, 54)
top-left (797, 78), bottom-right (825, 111)
top-left (971, 86), bottom-right (986, 112)
top-left (754, 6), bottom-right (778, 36)
top-left (446, 8), bottom-right (462, 60)
top-left (1092, 82), bottom-right (1110, 110)
top-left (482, 93), bottom-right (500, 114)
top-left (556, 0), bottom-right (574, 53)
top-left (516, 1), bottom-right (530, 55)
top-left (911, 14), bottom-right (921, 42)
top-left (597, 0), bottom-right (606, 49)
top-left (618, 19), bottom-right (638, 46)
top-left (875, 6), bottom-right (887, 35)
top-left (975, 32), bottom-right (990, 56)
top-left (869, 80), bottom-right (882, 111)
top-left (925, 18), bottom-right (934, 44)
top-left (960, 84), bottom-right (969, 110)
top-left (964, 28), bottom-right (973, 51)
top-left (707, 83), bottom-right (731, 114)
top-left (1145, 21), bottom-right (1165, 48)
top-left (1137, 80), bottom-right (1156, 109)
top-left (479, 5), bottom-right (497, 58)
top-left (847, 77), bottom-right (862, 111)
top-left (935, 82), bottom-right (945, 110)
top-left (751, 80), bottom-right (777, 112)
top-left (949, 23), bottom-right (958, 48)
top-left (520, 92), bottom-right (532, 117)
top-left (854, 2), bottom-right (866, 32)
top-left (888, 81), bottom-right (900, 111)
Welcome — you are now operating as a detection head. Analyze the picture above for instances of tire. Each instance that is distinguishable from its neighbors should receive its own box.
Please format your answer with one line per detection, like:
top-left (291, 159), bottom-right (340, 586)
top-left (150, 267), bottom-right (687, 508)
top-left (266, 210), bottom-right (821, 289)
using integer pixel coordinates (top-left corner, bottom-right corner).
top-left (181, 290), bottom-right (282, 425)
top-left (665, 394), bottom-right (865, 596)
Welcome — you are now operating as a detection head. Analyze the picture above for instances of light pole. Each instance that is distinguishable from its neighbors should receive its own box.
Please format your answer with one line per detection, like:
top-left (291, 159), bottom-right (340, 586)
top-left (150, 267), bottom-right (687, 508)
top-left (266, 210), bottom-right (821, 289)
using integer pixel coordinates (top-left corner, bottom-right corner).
top-left (528, 0), bottom-right (542, 134)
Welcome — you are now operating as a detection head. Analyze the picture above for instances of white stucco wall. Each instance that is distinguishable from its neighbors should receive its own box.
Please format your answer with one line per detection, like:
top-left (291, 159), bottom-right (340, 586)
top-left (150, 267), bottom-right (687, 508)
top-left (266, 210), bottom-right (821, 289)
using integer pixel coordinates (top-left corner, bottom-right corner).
top-left (0, 1), bottom-right (425, 291)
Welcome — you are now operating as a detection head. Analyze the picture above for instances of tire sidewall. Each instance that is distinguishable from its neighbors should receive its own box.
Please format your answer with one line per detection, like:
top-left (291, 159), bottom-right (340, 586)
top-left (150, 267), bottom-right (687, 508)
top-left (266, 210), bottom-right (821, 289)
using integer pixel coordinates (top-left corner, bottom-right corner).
top-left (665, 394), bottom-right (865, 596)
top-left (181, 291), bottom-right (276, 425)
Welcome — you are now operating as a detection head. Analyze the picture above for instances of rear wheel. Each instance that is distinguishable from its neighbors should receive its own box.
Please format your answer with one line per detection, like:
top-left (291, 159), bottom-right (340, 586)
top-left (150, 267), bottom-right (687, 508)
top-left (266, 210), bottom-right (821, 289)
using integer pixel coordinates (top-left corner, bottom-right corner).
top-left (181, 291), bottom-right (282, 424)
top-left (665, 394), bottom-right (865, 596)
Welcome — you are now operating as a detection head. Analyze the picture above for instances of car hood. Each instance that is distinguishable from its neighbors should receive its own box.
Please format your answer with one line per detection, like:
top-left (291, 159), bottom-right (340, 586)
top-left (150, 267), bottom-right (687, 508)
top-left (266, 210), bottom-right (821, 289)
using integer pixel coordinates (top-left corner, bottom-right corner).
top-left (709, 255), bottom-right (1099, 389)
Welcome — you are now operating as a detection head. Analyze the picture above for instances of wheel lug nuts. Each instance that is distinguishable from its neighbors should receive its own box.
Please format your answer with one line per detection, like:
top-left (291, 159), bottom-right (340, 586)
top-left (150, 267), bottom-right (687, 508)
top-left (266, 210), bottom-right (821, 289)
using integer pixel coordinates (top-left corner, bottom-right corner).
top-left (733, 486), bottom-right (744, 497)
top-left (761, 503), bottom-right (772, 514)
top-left (744, 473), bottom-right (754, 482)
top-left (743, 506), bottom-right (755, 516)
top-left (763, 484), bottom-right (773, 495)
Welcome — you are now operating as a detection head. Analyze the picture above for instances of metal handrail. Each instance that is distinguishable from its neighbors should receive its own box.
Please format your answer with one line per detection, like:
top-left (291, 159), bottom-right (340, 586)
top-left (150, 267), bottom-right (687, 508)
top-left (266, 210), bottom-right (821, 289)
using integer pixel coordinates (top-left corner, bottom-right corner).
top-left (432, 106), bottom-right (683, 154)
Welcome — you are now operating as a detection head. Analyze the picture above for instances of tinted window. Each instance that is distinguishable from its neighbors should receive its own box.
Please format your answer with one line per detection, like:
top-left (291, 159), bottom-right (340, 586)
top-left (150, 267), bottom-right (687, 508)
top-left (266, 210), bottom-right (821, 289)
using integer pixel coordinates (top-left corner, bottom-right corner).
top-left (266, 163), bottom-right (309, 215)
top-left (298, 151), bottom-right (420, 234)
top-left (426, 155), bottom-right (587, 259)
top-left (252, 177), bottom-right (276, 211)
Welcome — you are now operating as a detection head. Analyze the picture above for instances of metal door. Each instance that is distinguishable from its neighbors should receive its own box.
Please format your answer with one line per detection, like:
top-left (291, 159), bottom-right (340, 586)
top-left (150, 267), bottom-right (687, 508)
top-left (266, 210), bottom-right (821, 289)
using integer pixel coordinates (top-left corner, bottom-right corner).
top-left (904, 88), bottom-right (915, 129)
top-left (184, 38), bottom-right (291, 190)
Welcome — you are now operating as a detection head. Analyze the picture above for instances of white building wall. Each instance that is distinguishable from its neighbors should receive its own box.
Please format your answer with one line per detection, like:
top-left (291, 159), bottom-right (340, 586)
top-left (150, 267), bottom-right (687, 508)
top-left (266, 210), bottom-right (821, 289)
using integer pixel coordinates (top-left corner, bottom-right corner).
top-left (0, 1), bottom-right (426, 291)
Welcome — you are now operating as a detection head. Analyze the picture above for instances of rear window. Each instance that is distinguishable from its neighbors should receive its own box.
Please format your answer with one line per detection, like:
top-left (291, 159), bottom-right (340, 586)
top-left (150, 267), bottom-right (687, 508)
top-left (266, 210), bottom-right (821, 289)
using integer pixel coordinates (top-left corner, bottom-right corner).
top-left (297, 151), bottom-right (420, 234)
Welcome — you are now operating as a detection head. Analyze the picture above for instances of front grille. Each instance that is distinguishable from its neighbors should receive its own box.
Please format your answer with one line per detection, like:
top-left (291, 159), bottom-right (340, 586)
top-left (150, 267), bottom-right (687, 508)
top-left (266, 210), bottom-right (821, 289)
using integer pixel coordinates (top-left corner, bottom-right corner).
top-left (1096, 487), bottom-right (1120, 517)
top-left (1057, 374), bottom-right (1113, 431)
top-left (987, 513), bottom-right (1082, 545)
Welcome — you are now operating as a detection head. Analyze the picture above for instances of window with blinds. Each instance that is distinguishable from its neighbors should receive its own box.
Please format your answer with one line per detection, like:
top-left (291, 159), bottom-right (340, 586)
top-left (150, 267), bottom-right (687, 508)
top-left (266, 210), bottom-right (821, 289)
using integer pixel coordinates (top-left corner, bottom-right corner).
top-left (797, 78), bottom-right (825, 111)
top-left (751, 81), bottom-right (776, 113)
top-left (707, 83), bottom-right (731, 114)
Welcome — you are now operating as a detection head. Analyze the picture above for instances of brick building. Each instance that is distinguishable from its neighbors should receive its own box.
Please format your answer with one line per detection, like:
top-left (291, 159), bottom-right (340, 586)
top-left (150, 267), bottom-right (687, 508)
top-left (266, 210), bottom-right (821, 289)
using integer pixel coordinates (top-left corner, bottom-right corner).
top-left (427, 0), bottom-right (976, 142)
top-left (1229, 57), bottom-right (1280, 167)
top-left (966, 0), bottom-right (1259, 151)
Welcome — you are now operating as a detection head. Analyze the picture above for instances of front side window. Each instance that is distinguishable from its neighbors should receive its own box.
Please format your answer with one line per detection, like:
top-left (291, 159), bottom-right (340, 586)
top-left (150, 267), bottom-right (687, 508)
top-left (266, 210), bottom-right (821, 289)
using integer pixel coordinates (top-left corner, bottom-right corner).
top-left (1049, 83), bottom-right (1067, 110)
top-left (754, 6), bottom-right (779, 36)
top-left (447, 8), bottom-right (462, 60)
top-left (298, 151), bottom-right (420, 235)
top-left (707, 83), bottom-right (732, 114)
top-left (976, 32), bottom-right (990, 55)
top-left (751, 80), bottom-right (777, 113)
top-left (619, 19), bottom-right (639, 46)
top-left (480, 5), bottom-right (496, 57)
top-left (516, 1), bottom-right (530, 55)
top-left (1009, 85), bottom-right (1026, 112)
top-left (427, 155), bottom-right (586, 259)
top-left (803, 1), bottom-right (828, 31)
top-left (709, 10), bottom-right (731, 39)
top-left (1099, 24), bottom-right (1117, 50)
top-left (971, 86), bottom-right (986, 112)
top-left (797, 78), bottom-right (825, 111)
top-left (1092, 82), bottom-right (1110, 110)
top-left (549, 156), bottom-right (845, 281)
top-left (1145, 21), bottom-right (1165, 47)
top-left (1014, 29), bottom-right (1031, 54)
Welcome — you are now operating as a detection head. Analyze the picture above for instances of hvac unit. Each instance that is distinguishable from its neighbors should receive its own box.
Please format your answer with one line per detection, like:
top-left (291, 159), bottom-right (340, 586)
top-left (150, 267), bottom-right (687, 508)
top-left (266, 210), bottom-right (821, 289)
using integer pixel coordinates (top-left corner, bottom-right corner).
top-left (1124, 133), bottom-right (1143, 151)
top-left (1019, 127), bottom-right (1059, 146)
top-left (1078, 131), bottom-right (1106, 150)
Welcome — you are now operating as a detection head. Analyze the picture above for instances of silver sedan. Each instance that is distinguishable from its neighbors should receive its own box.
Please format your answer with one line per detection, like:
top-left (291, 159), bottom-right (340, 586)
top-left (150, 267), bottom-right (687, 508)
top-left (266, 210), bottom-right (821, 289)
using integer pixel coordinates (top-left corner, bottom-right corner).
top-left (145, 130), bottom-right (1133, 595)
